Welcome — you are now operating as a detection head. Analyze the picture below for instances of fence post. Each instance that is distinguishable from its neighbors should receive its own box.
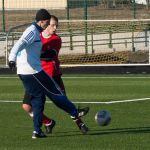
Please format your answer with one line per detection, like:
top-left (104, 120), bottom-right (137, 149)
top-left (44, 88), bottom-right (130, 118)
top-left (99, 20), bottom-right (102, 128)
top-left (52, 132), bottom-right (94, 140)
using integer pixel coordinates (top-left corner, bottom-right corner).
top-left (149, 34), bottom-right (150, 64)
top-left (144, 29), bottom-right (148, 47)
top-left (84, 0), bottom-right (88, 54)
top-left (2, 0), bottom-right (5, 32)
top-left (109, 28), bottom-right (112, 48)
top-left (91, 28), bottom-right (94, 54)
top-left (132, 0), bottom-right (136, 19)
top-left (132, 29), bottom-right (135, 52)
top-left (66, 0), bottom-right (70, 20)
top-left (66, 0), bottom-right (73, 50)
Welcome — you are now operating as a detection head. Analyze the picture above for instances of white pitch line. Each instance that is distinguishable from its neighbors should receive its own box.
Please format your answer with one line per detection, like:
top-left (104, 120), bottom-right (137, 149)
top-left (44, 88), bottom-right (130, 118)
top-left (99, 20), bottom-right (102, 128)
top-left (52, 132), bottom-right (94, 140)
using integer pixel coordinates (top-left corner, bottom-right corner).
top-left (0, 100), bottom-right (21, 103)
top-left (0, 77), bottom-right (18, 79)
top-left (0, 98), bottom-right (150, 104)
top-left (63, 77), bottom-right (150, 79)
top-left (1, 76), bottom-right (150, 79)
top-left (74, 97), bottom-right (150, 104)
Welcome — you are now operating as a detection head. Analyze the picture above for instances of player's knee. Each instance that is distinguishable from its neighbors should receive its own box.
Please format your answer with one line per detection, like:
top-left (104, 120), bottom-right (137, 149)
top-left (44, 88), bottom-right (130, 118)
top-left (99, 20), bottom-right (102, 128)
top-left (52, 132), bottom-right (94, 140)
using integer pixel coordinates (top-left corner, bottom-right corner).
top-left (22, 104), bottom-right (32, 113)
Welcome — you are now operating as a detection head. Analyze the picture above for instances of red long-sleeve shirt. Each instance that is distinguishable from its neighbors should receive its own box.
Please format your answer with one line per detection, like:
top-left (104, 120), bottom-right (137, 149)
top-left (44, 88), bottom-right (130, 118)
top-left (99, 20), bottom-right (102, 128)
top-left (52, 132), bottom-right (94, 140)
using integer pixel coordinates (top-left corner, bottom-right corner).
top-left (40, 33), bottom-right (62, 77)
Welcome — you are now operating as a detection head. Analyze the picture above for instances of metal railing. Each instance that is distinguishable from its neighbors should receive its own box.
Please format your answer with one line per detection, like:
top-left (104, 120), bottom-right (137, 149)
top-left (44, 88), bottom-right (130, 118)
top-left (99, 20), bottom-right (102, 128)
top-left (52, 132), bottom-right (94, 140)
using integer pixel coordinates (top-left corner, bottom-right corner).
top-left (2, 19), bottom-right (150, 66)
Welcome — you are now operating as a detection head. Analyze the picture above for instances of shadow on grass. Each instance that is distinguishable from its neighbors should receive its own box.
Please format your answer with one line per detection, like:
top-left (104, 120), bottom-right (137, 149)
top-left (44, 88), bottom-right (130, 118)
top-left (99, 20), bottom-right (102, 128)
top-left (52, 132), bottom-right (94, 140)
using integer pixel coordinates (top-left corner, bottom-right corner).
top-left (89, 126), bottom-right (150, 135)
top-left (50, 126), bottom-right (150, 137)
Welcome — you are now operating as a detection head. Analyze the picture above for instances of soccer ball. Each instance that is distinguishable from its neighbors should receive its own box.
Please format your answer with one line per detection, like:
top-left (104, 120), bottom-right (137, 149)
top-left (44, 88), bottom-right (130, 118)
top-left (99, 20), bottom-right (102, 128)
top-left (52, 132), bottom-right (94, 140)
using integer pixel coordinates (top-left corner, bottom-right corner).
top-left (95, 110), bottom-right (111, 126)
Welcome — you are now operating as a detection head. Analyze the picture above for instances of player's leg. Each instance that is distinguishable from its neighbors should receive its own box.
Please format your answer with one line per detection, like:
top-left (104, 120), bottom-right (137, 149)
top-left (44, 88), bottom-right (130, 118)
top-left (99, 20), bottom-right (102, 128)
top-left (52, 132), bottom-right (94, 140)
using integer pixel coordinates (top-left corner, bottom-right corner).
top-left (53, 75), bottom-right (66, 95)
top-left (33, 70), bottom-right (89, 134)
top-left (22, 104), bottom-right (33, 117)
top-left (41, 94), bottom-right (56, 134)
top-left (22, 91), bottom-right (33, 117)
top-left (53, 74), bottom-right (66, 95)
top-left (53, 74), bottom-right (89, 118)
top-left (33, 71), bottom-right (78, 116)
top-left (19, 74), bottom-right (46, 138)
top-left (22, 90), bottom-right (55, 134)
top-left (30, 95), bottom-right (46, 138)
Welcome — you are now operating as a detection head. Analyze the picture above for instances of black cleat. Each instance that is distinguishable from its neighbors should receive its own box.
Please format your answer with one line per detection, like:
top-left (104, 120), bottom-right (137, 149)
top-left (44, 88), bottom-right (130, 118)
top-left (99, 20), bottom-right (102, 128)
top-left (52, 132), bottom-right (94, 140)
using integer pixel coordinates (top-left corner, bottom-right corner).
top-left (32, 131), bottom-right (47, 139)
top-left (78, 107), bottom-right (89, 118)
top-left (45, 120), bottom-right (56, 134)
top-left (78, 123), bottom-right (88, 134)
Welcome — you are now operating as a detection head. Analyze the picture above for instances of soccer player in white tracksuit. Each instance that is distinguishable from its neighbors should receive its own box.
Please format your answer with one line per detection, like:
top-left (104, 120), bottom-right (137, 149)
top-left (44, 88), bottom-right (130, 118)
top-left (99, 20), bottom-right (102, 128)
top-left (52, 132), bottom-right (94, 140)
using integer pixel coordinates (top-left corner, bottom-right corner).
top-left (8, 9), bottom-right (88, 138)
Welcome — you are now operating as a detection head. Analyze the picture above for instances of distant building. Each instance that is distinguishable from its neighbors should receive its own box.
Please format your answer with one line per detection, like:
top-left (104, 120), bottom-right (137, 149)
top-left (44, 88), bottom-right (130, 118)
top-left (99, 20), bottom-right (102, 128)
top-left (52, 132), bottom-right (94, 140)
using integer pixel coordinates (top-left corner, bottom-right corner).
top-left (0, 0), bottom-right (67, 10)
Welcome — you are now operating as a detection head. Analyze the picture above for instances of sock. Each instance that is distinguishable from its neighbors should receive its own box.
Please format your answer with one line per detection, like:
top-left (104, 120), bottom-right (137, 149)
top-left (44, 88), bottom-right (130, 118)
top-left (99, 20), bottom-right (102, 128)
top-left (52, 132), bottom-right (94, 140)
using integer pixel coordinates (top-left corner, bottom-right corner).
top-left (42, 114), bottom-right (52, 126)
top-left (28, 111), bottom-right (51, 126)
top-left (72, 117), bottom-right (83, 128)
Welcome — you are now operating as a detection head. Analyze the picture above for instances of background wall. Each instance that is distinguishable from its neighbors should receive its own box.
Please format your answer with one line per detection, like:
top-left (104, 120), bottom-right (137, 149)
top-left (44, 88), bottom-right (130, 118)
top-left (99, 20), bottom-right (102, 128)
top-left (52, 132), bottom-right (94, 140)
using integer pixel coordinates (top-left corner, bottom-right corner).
top-left (0, 0), bottom-right (67, 9)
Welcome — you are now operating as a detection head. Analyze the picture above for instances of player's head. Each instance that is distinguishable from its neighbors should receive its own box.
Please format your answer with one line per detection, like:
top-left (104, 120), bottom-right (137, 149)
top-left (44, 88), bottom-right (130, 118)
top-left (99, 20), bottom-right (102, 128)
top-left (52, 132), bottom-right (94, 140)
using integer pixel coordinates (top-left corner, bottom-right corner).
top-left (35, 9), bottom-right (51, 29)
top-left (44, 15), bottom-right (59, 35)
top-left (50, 15), bottom-right (58, 27)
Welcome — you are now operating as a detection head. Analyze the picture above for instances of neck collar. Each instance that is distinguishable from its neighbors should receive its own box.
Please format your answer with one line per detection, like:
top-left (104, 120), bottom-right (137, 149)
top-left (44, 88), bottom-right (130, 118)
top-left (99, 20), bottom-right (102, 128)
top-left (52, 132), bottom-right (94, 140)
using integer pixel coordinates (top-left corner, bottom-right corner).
top-left (32, 22), bottom-right (43, 33)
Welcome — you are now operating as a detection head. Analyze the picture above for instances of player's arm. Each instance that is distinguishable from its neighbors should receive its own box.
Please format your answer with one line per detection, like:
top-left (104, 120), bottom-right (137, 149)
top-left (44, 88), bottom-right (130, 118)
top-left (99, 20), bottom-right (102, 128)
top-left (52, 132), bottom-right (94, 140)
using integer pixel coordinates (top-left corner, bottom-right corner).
top-left (40, 49), bottom-right (58, 61)
top-left (53, 37), bottom-right (61, 53)
top-left (9, 29), bottom-right (35, 69)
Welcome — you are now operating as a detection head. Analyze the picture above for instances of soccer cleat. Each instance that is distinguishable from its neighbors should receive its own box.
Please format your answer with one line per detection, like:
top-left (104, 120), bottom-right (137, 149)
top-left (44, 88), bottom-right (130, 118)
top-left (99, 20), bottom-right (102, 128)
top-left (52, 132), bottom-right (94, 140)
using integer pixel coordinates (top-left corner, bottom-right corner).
top-left (71, 107), bottom-right (89, 119)
top-left (78, 107), bottom-right (89, 118)
top-left (32, 131), bottom-right (47, 139)
top-left (44, 120), bottom-right (56, 134)
top-left (78, 123), bottom-right (89, 134)
top-left (72, 116), bottom-right (89, 134)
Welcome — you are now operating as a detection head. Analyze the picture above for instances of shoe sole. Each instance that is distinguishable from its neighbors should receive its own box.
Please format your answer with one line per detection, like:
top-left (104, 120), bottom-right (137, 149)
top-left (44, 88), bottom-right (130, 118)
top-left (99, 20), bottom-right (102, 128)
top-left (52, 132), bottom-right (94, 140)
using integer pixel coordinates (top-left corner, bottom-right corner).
top-left (32, 135), bottom-right (47, 139)
top-left (78, 107), bottom-right (89, 117)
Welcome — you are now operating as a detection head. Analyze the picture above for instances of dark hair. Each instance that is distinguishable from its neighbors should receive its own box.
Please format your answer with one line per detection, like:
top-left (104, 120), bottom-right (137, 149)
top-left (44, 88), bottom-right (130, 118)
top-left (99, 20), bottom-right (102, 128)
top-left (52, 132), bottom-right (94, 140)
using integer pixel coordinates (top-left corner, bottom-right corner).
top-left (35, 9), bottom-right (51, 22)
top-left (51, 15), bottom-right (58, 23)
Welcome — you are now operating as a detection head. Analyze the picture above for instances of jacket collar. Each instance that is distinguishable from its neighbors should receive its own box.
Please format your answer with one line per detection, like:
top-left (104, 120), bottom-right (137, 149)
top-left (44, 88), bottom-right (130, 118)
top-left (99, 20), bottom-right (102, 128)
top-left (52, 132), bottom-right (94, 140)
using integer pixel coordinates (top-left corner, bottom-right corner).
top-left (32, 22), bottom-right (43, 33)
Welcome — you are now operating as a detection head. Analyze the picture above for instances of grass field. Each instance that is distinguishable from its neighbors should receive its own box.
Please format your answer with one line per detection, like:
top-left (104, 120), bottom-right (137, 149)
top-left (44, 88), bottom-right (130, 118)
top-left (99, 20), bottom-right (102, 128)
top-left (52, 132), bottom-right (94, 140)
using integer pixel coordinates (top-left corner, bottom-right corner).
top-left (0, 74), bottom-right (150, 150)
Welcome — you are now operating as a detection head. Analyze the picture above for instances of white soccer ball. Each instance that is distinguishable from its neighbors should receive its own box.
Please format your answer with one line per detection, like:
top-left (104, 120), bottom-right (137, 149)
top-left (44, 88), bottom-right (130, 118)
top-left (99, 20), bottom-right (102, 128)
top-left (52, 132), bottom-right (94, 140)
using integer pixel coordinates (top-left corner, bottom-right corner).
top-left (95, 110), bottom-right (111, 126)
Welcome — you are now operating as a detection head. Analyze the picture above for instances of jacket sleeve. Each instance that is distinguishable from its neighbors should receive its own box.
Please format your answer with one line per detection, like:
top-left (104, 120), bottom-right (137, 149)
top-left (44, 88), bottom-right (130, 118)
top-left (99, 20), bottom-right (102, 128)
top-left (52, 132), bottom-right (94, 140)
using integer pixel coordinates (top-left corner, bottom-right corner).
top-left (9, 29), bottom-right (35, 62)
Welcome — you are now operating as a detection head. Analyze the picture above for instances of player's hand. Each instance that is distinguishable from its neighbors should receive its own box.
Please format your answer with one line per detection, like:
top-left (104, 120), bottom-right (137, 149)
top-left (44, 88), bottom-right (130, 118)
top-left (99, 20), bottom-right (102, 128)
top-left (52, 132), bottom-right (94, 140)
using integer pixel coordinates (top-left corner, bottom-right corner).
top-left (40, 49), bottom-right (57, 61)
top-left (8, 61), bottom-right (16, 70)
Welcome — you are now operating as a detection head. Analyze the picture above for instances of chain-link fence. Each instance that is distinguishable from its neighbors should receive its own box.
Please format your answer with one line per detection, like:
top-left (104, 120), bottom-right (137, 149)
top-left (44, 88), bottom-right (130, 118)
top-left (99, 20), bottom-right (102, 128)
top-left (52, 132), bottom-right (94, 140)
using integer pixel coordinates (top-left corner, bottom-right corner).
top-left (4, 20), bottom-right (150, 66)
top-left (0, 0), bottom-right (150, 67)
top-left (0, 0), bottom-right (150, 32)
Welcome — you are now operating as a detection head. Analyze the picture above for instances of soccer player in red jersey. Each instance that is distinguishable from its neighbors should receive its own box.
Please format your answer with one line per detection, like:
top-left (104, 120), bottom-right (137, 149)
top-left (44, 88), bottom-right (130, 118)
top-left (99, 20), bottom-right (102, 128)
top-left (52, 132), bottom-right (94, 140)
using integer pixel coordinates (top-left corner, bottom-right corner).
top-left (22, 15), bottom-right (89, 135)
top-left (40, 15), bottom-right (65, 94)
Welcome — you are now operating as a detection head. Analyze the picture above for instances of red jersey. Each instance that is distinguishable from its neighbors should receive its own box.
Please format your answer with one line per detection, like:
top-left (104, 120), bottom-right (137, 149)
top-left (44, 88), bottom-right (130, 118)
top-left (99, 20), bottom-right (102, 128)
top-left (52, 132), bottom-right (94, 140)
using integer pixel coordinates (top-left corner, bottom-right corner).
top-left (40, 34), bottom-right (62, 77)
